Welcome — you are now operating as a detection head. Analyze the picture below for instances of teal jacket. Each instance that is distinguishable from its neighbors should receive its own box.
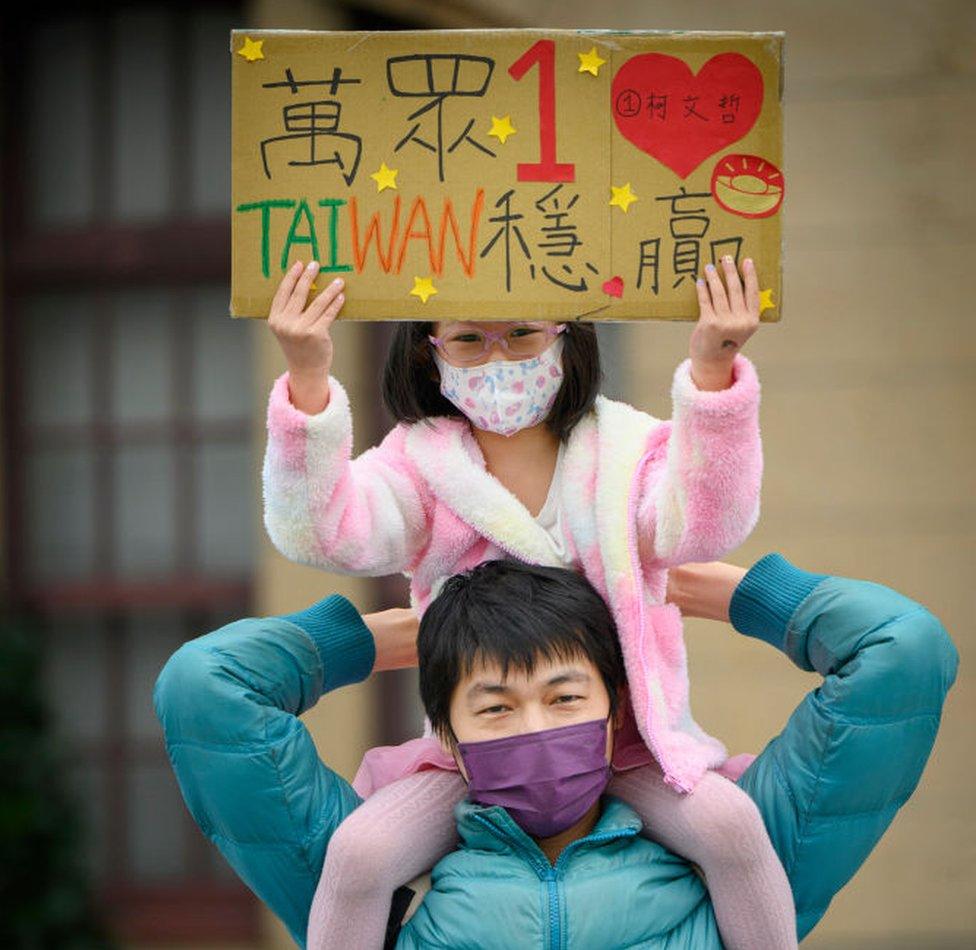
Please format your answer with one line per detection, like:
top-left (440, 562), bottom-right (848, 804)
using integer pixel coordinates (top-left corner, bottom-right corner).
top-left (154, 554), bottom-right (958, 948)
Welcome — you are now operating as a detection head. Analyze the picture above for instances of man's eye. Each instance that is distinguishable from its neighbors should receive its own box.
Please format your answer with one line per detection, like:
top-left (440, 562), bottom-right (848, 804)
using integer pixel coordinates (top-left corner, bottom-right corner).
top-left (555, 695), bottom-right (583, 704)
top-left (478, 705), bottom-right (508, 715)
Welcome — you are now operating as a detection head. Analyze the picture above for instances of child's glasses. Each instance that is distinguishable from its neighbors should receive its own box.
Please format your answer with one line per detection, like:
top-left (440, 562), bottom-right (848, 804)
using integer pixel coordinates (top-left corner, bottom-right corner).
top-left (428, 322), bottom-right (566, 364)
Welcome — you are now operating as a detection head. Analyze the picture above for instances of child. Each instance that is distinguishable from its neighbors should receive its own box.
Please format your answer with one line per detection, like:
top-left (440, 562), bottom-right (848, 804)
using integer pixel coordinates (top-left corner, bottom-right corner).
top-left (262, 256), bottom-right (797, 949)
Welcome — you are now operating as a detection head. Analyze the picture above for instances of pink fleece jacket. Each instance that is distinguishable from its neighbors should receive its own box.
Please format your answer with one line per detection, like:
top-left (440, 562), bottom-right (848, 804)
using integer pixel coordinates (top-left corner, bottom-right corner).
top-left (262, 353), bottom-right (762, 795)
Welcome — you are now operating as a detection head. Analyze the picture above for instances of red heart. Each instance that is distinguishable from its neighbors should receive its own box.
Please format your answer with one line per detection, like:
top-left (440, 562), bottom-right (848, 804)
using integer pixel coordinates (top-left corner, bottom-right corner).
top-left (602, 275), bottom-right (624, 298)
top-left (612, 53), bottom-right (764, 179)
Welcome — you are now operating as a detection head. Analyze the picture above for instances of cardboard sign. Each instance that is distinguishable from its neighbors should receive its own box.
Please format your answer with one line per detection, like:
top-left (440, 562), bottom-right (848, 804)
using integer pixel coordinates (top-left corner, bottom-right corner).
top-left (231, 29), bottom-right (784, 322)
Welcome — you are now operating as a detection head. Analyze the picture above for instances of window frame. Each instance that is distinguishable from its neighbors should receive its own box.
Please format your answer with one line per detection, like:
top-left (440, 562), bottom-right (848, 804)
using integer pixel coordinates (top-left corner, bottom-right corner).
top-left (0, 4), bottom-right (259, 942)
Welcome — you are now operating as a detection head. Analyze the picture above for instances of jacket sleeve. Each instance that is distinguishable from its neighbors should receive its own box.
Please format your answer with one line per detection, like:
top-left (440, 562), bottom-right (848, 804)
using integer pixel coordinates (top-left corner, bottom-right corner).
top-left (153, 595), bottom-right (375, 949)
top-left (635, 353), bottom-right (762, 570)
top-left (262, 370), bottom-right (432, 576)
top-left (731, 553), bottom-right (959, 941)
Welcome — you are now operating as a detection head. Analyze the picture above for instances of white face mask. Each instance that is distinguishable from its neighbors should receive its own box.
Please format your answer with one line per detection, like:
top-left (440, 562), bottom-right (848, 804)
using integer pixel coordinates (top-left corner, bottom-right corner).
top-left (433, 336), bottom-right (565, 436)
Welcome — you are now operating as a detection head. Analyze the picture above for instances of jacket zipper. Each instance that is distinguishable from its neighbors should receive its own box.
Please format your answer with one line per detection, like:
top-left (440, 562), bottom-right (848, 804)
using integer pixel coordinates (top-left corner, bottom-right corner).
top-left (472, 814), bottom-right (638, 949)
top-left (544, 867), bottom-right (560, 950)
top-left (548, 829), bottom-right (641, 950)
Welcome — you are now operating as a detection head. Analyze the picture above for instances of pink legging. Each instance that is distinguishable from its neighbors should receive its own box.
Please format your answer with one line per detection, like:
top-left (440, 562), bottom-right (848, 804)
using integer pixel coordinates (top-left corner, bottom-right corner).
top-left (307, 764), bottom-right (798, 949)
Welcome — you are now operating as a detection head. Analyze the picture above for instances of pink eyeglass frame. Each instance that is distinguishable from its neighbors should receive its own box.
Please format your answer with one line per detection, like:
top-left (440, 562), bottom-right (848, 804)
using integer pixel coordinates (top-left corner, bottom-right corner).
top-left (428, 322), bottom-right (567, 363)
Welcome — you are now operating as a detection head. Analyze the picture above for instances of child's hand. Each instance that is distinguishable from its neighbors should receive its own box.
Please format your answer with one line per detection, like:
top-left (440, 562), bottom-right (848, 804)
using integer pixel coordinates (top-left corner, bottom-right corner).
top-left (268, 260), bottom-right (345, 413)
top-left (688, 256), bottom-right (760, 390)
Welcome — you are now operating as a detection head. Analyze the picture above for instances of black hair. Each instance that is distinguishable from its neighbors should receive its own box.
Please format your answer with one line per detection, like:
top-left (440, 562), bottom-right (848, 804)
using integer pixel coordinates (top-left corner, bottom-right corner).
top-left (417, 558), bottom-right (626, 744)
top-left (381, 321), bottom-right (602, 443)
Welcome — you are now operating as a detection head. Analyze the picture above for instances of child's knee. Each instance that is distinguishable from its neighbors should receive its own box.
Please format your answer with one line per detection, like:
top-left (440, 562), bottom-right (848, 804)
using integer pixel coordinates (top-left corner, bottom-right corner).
top-left (324, 808), bottom-right (404, 891)
top-left (693, 780), bottom-right (772, 867)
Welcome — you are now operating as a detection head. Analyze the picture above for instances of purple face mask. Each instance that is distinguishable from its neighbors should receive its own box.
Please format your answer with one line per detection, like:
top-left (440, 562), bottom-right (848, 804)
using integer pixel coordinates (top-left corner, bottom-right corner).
top-left (456, 717), bottom-right (612, 839)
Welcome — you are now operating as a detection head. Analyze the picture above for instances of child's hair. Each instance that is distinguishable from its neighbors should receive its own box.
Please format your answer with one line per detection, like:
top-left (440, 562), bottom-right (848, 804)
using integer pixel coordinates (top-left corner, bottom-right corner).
top-left (381, 321), bottom-right (603, 442)
top-left (417, 558), bottom-right (626, 744)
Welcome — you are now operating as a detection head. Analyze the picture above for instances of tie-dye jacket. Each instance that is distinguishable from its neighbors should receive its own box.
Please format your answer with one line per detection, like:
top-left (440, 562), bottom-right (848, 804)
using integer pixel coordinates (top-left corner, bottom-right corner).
top-left (262, 352), bottom-right (762, 793)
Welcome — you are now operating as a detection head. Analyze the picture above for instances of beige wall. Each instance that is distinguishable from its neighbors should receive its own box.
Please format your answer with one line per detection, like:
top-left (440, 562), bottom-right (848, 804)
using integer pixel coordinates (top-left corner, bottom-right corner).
top-left (246, 0), bottom-right (975, 946)
top-left (590, 2), bottom-right (974, 946)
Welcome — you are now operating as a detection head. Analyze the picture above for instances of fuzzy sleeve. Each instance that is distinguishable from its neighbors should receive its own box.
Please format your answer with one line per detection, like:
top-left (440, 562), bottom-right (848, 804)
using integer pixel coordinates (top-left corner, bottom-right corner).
top-left (262, 370), bottom-right (432, 576)
top-left (635, 353), bottom-right (762, 570)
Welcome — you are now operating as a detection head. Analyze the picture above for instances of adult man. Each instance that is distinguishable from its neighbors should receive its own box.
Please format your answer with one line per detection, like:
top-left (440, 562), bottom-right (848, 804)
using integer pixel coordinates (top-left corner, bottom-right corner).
top-left (154, 553), bottom-right (957, 947)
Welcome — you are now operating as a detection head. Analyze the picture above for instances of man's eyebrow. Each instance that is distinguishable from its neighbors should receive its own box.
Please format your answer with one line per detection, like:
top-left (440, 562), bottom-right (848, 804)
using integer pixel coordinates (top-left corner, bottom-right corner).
top-left (465, 682), bottom-right (511, 700)
top-left (465, 670), bottom-right (591, 701)
top-left (545, 671), bottom-right (591, 687)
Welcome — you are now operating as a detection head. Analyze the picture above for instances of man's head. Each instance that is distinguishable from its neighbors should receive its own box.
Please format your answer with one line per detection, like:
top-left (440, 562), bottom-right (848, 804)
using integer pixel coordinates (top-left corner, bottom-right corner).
top-left (417, 559), bottom-right (627, 775)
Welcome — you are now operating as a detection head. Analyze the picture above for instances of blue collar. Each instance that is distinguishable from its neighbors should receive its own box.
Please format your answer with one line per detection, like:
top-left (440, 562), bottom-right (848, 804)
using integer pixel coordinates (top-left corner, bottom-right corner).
top-left (454, 793), bottom-right (642, 871)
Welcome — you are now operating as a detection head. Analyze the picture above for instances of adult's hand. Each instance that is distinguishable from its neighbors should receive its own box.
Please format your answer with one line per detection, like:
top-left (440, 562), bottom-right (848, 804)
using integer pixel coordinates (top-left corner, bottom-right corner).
top-left (361, 607), bottom-right (420, 672)
top-left (666, 561), bottom-right (748, 622)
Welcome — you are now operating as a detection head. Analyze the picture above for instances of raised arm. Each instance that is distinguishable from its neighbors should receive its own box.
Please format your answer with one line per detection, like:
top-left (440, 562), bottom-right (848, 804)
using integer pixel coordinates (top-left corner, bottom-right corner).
top-left (636, 256), bottom-right (764, 569)
top-left (724, 553), bottom-right (959, 940)
top-left (635, 351), bottom-right (763, 570)
top-left (263, 370), bottom-right (432, 576)
top-left (261, 260), bottom-right (432, 576)
top-left (154, 595), bottom-right (385, 947)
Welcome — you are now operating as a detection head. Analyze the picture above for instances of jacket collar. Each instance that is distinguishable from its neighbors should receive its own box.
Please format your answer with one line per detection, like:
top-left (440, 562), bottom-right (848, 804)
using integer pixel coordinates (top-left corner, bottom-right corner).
top-left (454, 794), bottom-right (642, 864)
top-left (403, 415), bottom-right (569, 567)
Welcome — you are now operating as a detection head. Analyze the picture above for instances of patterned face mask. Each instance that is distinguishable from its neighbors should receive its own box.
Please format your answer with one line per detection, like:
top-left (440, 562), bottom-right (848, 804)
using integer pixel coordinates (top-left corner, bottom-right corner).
top-left (433, 335), bottom-right (565, 436)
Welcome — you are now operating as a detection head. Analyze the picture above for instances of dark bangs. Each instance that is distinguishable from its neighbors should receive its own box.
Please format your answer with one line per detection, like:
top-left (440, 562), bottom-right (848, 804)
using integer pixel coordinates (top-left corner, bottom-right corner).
top-left (381, 321), bottom-right (602, 443)
top-left (417, 559), bottom-right (625, 743)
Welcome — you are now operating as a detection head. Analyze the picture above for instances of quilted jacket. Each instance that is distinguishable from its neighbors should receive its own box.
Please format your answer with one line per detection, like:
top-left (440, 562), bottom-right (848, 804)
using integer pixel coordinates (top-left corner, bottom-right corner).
top-left (154, 553), bottom-right (958, 948)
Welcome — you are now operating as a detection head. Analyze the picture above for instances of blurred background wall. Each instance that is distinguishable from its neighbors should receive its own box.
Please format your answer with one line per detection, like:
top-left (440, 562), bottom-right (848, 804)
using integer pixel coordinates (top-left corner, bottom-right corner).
top-left (0, 1), bottom-right (971, 947)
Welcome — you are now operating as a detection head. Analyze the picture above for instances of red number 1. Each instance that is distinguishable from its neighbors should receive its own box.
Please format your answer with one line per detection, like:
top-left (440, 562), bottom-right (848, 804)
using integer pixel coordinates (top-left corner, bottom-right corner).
top-left (509, 39), bottom-right (575, 183)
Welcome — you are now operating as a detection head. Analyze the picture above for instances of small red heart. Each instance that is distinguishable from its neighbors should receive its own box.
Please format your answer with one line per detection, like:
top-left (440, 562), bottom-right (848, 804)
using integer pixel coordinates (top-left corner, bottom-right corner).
top-left (602, 275), bottom-right (624, 298)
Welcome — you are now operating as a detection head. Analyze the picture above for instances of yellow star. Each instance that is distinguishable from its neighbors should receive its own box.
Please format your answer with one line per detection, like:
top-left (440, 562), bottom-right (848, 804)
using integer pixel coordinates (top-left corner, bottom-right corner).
top-left (577, 46), bottom-right (607, 77)
top-left (370, 162), bottom-right (399, 192)
top-left (410, 276), bottom-right (438, 304)
top-left (609, 182), bottom-right (638, 213)
top-left (237, 37), bottom-right (264, 62)
top-left (759, 288), bottom-right (776, 314)
top-left (488, 115), bottom-right (517, 144)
